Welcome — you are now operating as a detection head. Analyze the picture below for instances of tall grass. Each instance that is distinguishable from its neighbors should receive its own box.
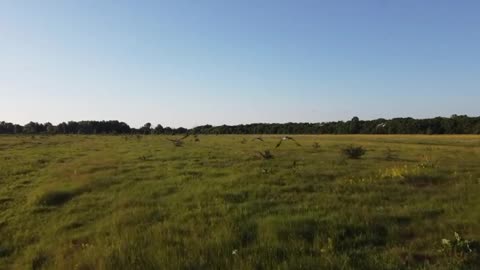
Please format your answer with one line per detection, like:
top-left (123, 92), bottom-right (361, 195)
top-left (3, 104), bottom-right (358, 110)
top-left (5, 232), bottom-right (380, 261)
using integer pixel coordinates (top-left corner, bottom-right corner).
top-left (0, 135), bottom-right (479, 269)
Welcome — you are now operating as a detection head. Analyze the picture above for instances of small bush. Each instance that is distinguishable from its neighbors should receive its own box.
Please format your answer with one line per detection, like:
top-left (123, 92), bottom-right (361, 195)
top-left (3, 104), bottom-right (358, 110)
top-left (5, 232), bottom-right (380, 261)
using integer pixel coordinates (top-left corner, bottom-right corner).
top-left (341, 145), bottom-right (366, 159)
top-left (440, 232), bottom-right (480, 267)
top-left (440, 232), bottom-right (478, 256)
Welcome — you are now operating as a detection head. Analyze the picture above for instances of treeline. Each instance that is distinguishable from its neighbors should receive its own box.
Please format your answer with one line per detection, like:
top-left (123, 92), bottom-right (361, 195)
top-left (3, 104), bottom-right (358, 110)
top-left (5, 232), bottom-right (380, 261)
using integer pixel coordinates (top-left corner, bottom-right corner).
top-left (1, 115), bottom-right (480, 135)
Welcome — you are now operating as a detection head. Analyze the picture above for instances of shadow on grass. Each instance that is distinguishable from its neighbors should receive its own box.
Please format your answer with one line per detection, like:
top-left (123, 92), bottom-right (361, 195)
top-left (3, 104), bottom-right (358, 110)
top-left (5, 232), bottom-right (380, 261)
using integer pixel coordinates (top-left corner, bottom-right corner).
top-left (35, 189), bottom-right (80, 207)
top-left (402, 173), bottom-right (447, 188)
top-left (31, 251), bottom-right (49, 270)
top-left (0, 246), bottom-right (12, 258)
top-left (334, 223), bottom-right (388, 250)
top-left (223, 191), bottom-right (249, 204)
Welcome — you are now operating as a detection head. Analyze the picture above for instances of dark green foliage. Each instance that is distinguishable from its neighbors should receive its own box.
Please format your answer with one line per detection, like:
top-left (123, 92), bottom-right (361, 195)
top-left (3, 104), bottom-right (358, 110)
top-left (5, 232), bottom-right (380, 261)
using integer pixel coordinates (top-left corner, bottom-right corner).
top-left (341, 145), bottom-right (367, 159)
top-left (350, 116), bottom-right (360, 134)
top-left (153, 124), bottom-right (164, 134)
top-left (440, 232), bottom-right (480, 268)
top-left (2, 115), bottom-right (480, 135)
top-left (139, 123), bottom-right (152, 134)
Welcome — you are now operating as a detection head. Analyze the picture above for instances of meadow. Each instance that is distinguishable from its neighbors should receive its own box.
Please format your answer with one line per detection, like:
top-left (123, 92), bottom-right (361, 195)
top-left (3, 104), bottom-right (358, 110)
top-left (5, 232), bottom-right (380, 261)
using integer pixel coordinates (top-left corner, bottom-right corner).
top-left (0, 134), bottom-right (479, 269)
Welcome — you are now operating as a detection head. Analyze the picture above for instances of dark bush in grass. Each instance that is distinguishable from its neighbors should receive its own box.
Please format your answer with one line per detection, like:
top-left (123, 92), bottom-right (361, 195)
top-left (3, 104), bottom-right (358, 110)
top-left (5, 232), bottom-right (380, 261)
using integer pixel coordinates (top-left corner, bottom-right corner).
top-left (440, 232), bottom-right (480, 268)
top-left (36, 189), bottom-right (77, 206)
top-left (341, 145), bottom-right (366, 159)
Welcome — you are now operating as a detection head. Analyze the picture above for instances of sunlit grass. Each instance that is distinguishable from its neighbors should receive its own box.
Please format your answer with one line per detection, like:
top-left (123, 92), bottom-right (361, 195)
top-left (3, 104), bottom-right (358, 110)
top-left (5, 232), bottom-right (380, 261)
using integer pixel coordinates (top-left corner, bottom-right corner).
top-left (0, 135), bottom-right (479, 269)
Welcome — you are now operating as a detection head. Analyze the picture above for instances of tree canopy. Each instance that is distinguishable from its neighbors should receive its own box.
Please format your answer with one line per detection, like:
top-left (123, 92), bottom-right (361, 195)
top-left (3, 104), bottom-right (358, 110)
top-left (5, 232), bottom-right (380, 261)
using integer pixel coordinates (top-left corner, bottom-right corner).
top-left (1, 115), bottom-right (480, 135)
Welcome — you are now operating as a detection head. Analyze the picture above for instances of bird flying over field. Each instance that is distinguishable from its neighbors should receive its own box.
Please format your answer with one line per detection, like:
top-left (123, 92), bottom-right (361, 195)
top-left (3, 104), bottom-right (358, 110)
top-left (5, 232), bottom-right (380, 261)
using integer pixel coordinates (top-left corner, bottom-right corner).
top-left (275, 136), bottom-right (301, 148)
top-left (166, 134), bottom-right (190, 146)
top-left (252, 137), bottom-right (264, 142)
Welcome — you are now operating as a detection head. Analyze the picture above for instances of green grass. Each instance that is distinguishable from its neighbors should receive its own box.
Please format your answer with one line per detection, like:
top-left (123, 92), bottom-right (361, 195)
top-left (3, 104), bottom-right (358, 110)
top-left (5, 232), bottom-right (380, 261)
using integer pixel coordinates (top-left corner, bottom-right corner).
top-left (0, 134), bottom-right (479, 269)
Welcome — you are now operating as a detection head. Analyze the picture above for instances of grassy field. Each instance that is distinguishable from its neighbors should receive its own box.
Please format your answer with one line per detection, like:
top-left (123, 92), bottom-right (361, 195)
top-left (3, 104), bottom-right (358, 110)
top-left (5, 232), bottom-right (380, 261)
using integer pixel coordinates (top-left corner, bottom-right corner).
top-left (0, 135), bottom-right (479, 269)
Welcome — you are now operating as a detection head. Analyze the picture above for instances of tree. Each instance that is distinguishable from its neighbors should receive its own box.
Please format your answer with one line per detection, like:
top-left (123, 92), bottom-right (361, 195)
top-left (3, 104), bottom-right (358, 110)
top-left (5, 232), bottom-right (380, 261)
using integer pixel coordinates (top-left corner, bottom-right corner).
top-left (140, 123), bottom-right (152, 134)
top-left (349, 117), bottom-right (360, 134)
top-left (154, 124), bottom-right (164, 134)
top-left (473, 123), bottom-right (480, 134)
top-left (45, 122), bottom-right (56, 134)
top-left (23, 122), bottom-right (40, 134)
top-left (175, 127), bottom-right (188, 134)
top-left (1, 116), bottom-right (480, 135)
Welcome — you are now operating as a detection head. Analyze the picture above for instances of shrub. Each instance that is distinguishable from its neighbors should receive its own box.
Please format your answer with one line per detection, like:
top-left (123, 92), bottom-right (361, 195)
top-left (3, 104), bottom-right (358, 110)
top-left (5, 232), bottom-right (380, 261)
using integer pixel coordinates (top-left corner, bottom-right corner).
top-left (440, 232), bottom-right (480, 267)
top-left (341, 145), bottom-right (366, 159)
top-left (440, 232), bottom-right (478, 256)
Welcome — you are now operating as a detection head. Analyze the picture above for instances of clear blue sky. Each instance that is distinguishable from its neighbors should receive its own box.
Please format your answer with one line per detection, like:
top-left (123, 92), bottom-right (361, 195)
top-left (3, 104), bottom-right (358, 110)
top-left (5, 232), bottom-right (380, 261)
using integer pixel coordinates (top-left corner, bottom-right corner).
top-left (1, 0), bottom-right (478, 128)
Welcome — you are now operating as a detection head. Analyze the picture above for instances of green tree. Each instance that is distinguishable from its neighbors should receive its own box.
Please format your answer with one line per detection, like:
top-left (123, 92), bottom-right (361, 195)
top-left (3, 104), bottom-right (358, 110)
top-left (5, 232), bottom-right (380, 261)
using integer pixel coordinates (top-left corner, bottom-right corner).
top-left (140, 123), bottom-right (152, 134)
top-left (154, 124), bottom-right (164, 134)
top-left (350, 117), bottom-right (360, 134)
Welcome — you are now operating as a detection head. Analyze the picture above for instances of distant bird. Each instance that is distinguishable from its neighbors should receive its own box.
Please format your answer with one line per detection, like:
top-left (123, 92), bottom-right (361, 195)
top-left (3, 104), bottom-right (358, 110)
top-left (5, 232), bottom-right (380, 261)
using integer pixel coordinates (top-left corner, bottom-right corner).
top-left (193, 134), bottom-right (200, 142)
top-left (252, 137), bottom-right (264, 142)
top-left (275, 136), bottom-right (301, 148)
top-left (166, 134), bottom-right (190, 147)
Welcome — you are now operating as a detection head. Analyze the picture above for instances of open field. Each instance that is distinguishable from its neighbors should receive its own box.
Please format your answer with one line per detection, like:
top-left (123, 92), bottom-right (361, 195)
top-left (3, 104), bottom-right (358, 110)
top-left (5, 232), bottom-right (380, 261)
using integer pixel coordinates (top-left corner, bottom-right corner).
top-left (0, 135), bottom-right (479, 269)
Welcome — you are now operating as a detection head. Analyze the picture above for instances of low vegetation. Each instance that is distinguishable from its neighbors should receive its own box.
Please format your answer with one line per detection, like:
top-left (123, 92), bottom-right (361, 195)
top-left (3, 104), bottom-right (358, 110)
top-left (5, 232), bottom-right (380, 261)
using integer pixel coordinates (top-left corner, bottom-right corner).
top-left (0, 134), bottom-right (479, 269)
top-left (341, 145), bottom-right (367, 159)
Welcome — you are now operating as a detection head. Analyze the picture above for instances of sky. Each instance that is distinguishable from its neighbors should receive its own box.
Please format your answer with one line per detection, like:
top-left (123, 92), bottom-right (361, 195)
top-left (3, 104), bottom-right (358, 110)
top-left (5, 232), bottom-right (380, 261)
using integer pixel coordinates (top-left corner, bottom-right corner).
top-left (0, 0), bottom-right (479, 128)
